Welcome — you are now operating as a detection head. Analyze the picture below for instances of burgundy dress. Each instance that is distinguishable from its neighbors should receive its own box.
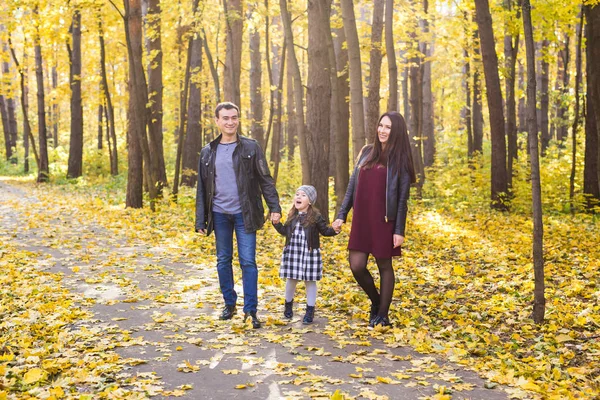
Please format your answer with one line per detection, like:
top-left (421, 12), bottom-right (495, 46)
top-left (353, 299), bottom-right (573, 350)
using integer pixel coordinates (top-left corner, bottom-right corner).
top-left (348, 165), bottom-right (402, 258)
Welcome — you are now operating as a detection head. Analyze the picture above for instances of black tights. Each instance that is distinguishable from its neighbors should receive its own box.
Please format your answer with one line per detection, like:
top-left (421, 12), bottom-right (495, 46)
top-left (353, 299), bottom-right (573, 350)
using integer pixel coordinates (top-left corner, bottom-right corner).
top-left (349, 250), bottom-right (395, 318)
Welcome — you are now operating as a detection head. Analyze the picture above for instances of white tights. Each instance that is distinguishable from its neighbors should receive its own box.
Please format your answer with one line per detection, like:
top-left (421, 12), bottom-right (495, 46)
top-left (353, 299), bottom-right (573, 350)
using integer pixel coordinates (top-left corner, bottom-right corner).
top-left (285, 279), bottom-right (317, 307)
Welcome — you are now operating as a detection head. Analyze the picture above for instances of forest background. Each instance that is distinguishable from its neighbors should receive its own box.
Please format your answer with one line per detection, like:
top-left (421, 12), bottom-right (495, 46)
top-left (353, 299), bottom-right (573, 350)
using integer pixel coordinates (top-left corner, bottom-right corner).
top-left (0, 0), bottom-right (599, 398)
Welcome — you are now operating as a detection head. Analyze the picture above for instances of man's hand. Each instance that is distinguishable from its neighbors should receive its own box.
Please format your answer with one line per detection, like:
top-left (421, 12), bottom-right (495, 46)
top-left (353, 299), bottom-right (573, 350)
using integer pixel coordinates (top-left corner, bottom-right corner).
top-left (270, 212), bottom-right (281, 224)
top-left (393, 234), bottom-right (404, 248)
top-left (196, 229), bottom-right (206, 235)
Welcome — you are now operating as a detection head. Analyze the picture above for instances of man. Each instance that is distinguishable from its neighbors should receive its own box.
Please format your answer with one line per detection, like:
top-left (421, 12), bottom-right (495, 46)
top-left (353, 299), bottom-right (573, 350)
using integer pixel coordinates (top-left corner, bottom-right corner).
top-left (195, 102), bottom-right (281, 329)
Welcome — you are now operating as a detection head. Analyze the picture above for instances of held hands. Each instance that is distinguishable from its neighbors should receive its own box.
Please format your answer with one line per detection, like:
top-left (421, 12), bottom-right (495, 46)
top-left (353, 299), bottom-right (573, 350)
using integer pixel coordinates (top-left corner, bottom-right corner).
top-left (332, 218), bottom-right (344, 234)
top-left (393, 234), bottom-right (404, 248)
top-left (270, 212), bottom-right (282, 225)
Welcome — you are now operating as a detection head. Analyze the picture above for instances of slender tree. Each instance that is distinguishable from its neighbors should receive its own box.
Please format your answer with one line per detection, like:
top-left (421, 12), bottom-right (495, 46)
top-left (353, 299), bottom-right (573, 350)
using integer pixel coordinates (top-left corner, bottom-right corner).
top-left (67, 9), bottom-right (83, 179)
top-left (222, 0), bottom-right (242, 107)
top-left (365, 0), bottom-right (384, 137)
top-left (306, 0), bottom-right (332, 218)
top-left (522, 0), bottom-right (545, 324)
top-left (584, 4), bottom-right (600, 208)
top-left (181, 33), bottom-right (202, 187)
top-left (539, 39), bottom-right (550, 154)
top-left (98, 15), bottom-right (118, 175)
top-left (385, 0), bottom-right (398, 111)
top-left (145, 0), bottom-right (168, 190)
top-left (421, 0), bottom-right (435, 167)
top-left (122, 0), bottom-right (159, 209)
top-left (249, 4), bottom-right (264, 147)
top-left (340, 0), bottom-right (366, 159)
top-left (332, 1), bottom-right (350, 211)
top-left (570, 10), bottom-right (583, 212)
top-left (33, 6), bottom-right (50, 182)
top-left (474, 0), bottom-right (509, 209)
top-left (280, 0), bottom-right (309, 182)
top-left (504, 0), bottom-right (520, 187)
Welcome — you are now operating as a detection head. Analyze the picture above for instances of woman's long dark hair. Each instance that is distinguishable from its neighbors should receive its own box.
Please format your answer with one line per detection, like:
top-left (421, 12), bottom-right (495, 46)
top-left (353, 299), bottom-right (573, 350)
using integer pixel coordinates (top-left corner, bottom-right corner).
top-left (362, 111), bottom-right (416, 183)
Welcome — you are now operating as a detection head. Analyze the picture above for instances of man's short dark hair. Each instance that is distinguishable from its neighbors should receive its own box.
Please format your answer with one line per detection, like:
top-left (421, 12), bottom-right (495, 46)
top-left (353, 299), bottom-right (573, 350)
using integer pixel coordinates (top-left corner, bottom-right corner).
top-left (215, 102), bottom-right (240, 118)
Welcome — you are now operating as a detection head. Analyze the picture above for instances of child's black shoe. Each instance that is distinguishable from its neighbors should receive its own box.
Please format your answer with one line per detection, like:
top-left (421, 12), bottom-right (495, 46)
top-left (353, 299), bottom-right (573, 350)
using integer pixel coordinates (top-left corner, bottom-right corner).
top-left (302, 306), bottom-right (315, 324)
top-left (284, 300), bottom-right (293, 319)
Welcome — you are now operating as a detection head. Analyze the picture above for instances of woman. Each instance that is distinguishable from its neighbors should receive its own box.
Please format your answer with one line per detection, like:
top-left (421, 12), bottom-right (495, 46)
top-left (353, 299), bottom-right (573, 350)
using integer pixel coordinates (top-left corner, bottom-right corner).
top-left (332, 111), bottom-right (416, 327)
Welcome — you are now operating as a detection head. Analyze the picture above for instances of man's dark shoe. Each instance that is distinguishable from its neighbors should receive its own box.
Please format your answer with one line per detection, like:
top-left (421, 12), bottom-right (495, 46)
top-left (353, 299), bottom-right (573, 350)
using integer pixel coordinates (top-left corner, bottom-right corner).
top-left (219, 304), bottom-right (237, 320)
top-left (302, 306), bottom-right (315, 325)
top-left (284, 300), bottom-right (294, 319)
top-left (244, 311), bottom-right (262, 329)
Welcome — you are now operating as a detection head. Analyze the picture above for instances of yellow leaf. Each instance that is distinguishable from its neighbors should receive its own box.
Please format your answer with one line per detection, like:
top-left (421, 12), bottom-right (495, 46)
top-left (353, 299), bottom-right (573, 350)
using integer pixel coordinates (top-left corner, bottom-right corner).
top-left (23, 368), bottom-right (46, 385)
top-left (235, 384), bottom-right (247, 389)
top-left (71, 266), bottom-right (80, 272)
top-left (555, 334), bottom-right (572, 343)
top-left (453, 265), bottom-right (466, 276)
top-left (330, 390), bottom-right (345, 400)
top-left (176, 346), bottom-right (183, 351)
top-left (376, 376), bottom-right (392, 384)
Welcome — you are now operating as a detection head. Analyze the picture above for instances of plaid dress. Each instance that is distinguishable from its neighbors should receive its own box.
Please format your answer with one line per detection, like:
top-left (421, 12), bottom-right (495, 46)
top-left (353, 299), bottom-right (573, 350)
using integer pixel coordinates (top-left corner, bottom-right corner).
top-left (279, 222), bottom-right (323, 281)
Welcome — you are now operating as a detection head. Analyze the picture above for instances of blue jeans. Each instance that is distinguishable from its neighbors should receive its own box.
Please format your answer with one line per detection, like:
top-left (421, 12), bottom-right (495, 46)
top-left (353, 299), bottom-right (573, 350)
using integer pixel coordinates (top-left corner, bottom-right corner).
top-left (213, 212), bottom-right (258, 313)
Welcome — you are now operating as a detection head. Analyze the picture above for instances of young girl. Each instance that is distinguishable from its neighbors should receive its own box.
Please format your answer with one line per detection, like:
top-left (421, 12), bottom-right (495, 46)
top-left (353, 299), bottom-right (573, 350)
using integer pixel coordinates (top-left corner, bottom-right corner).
top-left (273, 185), bottom-right (340, 324)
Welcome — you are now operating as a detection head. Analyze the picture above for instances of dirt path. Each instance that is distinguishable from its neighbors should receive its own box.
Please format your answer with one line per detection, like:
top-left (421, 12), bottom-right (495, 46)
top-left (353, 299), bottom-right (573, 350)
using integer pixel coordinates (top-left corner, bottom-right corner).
top-left (0, 180), bottom-right (511, 399)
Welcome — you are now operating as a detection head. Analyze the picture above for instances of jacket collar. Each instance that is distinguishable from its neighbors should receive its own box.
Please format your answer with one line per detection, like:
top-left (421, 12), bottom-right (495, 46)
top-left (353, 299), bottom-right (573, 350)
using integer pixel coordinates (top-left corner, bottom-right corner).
top-left (209, 133), bottom-right (245, 150)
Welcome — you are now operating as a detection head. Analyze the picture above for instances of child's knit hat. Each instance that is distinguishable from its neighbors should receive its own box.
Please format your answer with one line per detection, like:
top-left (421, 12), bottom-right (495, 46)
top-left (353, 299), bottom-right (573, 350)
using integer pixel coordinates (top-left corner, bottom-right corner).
top-left (297, 185), bottom-right (317, 205)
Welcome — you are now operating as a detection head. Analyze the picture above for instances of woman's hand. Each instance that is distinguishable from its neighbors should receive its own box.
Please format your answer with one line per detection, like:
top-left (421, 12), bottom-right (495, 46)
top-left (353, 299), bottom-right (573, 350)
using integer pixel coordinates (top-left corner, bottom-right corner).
top-left (332, 219), bottom-right (344, 232)
top-left (393, 234), bottom-right (404, 248)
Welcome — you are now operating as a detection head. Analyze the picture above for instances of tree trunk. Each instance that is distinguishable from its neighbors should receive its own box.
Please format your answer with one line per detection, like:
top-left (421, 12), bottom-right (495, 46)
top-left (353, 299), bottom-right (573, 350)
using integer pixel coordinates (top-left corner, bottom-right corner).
top-left (401, 52), bottom-right (410, 128)
top-left (539, 39), bottom-right (550, 154)
top-left (463, 46), bottom-right (473, 157)
top-left (34, 11), bottom-right (50, 183)
top-left (474, 0), bottom-right (508, 209)
top-left (222, 0), bottom-right (242, 107)
top-left (98, 103), bottom-right (103, 149)
top-left (504, 0), bottom-right (519, 187)
top-left (202, 27), bottom-right (221, 104)
top-left (51, 62), bottom-right (58, 148)
top-left (421, 0), bottom-right (434, 167)
top-left (518, 61), bottom-right (526, 132)
top-left (266, 16), bottom-right (283, 156)
top-left (473, 54), bottom-right (484, 154)
top-left (124, 0), bottom-right (158, 209)
top-left (385, 0), bottom-right (398, 111)
top-left (1, 29), bottom-right (18, 162)
top-left (286, 45), bottom-right (296, 162)
top-left (332, 0), bottom-right (350, 211)
top-left (365, 0), bottom-right (384, 137)
top-left (280, 0), bottom-right (310, 182)
top-left (181, 33), bottom-right (202, 188)
top-left (556, 32), bottom-right (570, 143)
top-left (67, 9), bottom-right (83, 179)
top-left (98, 16), bottom-right (118, 175)
top-left (522, 0), bottom-right (545, 325)
top-left (584, 5), bottom-right (600, 209)
top-left (249, 6), bottom-right (264, 147)
top-left (306, 0), bottom-right (332, 219)
top-left (340, 0), bottom-right (366, 159)
top-left (272, 44), bottom-right (286, 184)
top-left (570, 9), bottom-right (583, 212)
top-left (172, 0), bottom-right (199, 200)
top-left (145, 0), bottom-right (168, 190)
top-left (8, 37), bottom-right (38, 172)
top-left (408, 5), bottom-right (424, 193)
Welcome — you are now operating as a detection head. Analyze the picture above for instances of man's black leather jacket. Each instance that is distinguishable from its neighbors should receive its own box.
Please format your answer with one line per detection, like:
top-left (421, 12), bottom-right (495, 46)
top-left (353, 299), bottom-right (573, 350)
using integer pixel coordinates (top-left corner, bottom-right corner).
top-left (195, 134), bottom-right (281, 235)
top-left (336, 145), bottom-right (412, 236)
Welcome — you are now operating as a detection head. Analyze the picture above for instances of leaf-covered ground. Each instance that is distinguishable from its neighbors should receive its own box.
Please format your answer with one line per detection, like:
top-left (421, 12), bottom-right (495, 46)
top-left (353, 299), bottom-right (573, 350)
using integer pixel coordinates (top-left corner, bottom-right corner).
top-left (0, 171), bottom-right (598, 399)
